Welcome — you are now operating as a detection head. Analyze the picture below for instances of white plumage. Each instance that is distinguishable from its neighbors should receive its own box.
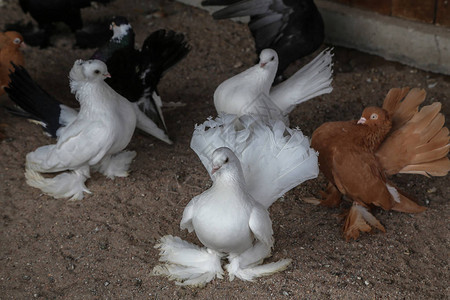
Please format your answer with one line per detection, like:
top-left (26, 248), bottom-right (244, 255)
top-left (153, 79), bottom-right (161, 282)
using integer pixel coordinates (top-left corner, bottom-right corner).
top-left (154, 47), bottom-right (329, 287)
top-left (25, 59), bottom-right (156, 200)
top-left (154, 147), bottom-right (291, 286)
top-left (214, 48), bottom-right (333, 124)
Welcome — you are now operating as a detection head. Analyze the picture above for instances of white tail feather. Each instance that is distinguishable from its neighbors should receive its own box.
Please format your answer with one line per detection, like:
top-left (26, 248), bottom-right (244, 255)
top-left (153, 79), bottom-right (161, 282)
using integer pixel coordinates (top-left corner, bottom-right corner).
top-left (153, 235), bottom-right (224, 287)
top-left (270, 48), bottom-right (334, 114)
top-left (190, 114), bottom-right (319, 208)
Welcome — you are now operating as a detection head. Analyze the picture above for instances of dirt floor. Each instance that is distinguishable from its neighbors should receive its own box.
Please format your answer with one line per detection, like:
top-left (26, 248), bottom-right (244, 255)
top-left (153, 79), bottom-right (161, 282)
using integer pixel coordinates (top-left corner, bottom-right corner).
top-left (0, 0), bottom-right (449, 299)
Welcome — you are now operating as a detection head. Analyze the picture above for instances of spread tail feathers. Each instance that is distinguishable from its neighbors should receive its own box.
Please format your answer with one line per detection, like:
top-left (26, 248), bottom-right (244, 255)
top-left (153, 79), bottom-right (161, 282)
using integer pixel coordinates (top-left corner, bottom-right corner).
top-left (210, 0), bottom-right (271, 19)
top-left (376, 94), bottom-right (450, 176)
top-left (382, 87), bottom-right (426, 131)
top-left (343, 203), bottom-right (386, 241)
top-left (138, 29), bottom-right (190, 133)
top-left (269, 48), bottom-right (333, 114)
top-left (141, 29), bottom-right (191, 90)
top-left (153, 235), bottom-right (224, 287)
top-left (190, 114), bottom-right (319, 208)
top-left (5, 64), bottom-right (71, 138)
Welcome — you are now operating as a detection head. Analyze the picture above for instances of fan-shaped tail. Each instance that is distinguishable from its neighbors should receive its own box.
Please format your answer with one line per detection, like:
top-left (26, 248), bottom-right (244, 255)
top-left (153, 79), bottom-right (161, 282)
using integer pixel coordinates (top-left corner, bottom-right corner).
top-left (269, 48), bottom-right (333, 114)
top-left (153, 235), bottom-right (224, 287)
top-left (190, 114), bottom-right (319, 208)
top-left (137, 29), bottom-right (190, 133)
top-left (5, 64), bottom-right (75, 138)
top-left (376, 90), bottom-right (450, 177)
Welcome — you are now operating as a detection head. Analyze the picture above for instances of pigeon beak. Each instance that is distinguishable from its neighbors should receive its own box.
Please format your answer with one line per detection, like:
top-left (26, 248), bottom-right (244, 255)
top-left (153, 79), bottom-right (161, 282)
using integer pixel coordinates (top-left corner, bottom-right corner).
top-left (211, 165), bottom-right (221, 175)
top-left (20, 42), bottom-right (27, 49)
top-left (357, 117), bottom-right (366, 124)
top-left (104, 73), bottom-right (111, 78)
top-left (260, 62), bottom-right (267, 68)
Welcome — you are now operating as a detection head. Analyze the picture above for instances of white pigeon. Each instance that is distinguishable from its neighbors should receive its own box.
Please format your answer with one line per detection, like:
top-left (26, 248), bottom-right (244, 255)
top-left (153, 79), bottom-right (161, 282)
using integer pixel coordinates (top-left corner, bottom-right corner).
top-left (190, 114), bottom-right (319, 208)
top-left (214, 48), bottom-right (333, 124)
top-left (24, 59), bottom-right (159, 200)
top-left (154, 147), bottom-right (292, 286)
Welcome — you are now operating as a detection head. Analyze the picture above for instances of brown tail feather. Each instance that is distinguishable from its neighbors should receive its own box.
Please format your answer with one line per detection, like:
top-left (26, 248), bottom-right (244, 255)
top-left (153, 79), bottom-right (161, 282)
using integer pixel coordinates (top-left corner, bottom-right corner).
top-left (376, 99), bottom-right (449, 176)
top-left (416, 127), bottom-right (449, 154)
top-left (391, 192), bottom-right (427, 213)
top-left (400, 157), bottom-right (450, 176)
top-left (343, 203), bottom-right (385, 241)
top-left (381, 87), bottom-right (410, 119)
top-left (382, 88), bottom-right (426, 131)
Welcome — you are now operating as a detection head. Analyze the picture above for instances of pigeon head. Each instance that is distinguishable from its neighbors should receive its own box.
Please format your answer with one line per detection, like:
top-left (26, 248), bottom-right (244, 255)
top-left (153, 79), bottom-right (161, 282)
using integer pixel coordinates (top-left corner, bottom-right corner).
top-left (211, 147), bottom-right (242, 177)
top-left (258, 49), bottom-right (278, 71)
top-left (0, 31), bottom-right (25, 49)
top-left (110, 16), bottom-right (132, 40)
top-left (70, 59), bottom-right (111, 85)
top-left (357, 107), bottom-right (391, 128)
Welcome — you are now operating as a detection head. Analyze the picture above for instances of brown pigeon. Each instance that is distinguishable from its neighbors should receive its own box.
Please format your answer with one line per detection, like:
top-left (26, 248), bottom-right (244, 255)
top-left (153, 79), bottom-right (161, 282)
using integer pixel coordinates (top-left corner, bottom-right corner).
top-left (311, 87), bottom-right (450, 241)
top-left (0, 31), bottom-right (26, 96)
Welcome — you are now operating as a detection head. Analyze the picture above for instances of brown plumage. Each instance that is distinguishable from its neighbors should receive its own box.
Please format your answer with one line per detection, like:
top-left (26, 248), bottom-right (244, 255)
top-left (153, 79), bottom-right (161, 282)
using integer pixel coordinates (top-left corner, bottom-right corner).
top-left (311, 87), bottom-right (450, 241)
top-left (0, 31), bottom-right (25, 96)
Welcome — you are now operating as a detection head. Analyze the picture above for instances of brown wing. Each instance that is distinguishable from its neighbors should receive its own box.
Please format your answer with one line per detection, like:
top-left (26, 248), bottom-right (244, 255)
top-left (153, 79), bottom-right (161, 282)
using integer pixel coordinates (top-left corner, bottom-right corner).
top-left (331, 148), bottom-right (395, 210)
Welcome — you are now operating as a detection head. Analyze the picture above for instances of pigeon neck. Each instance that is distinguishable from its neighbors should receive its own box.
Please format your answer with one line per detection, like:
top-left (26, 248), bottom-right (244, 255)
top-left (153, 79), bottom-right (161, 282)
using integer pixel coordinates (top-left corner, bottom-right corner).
top-left (74, 81), bottom-right (113, 111)
top-left (362, 122), bottom-right (392, 151)
top-left (213, 167), bottom-right (246, 189)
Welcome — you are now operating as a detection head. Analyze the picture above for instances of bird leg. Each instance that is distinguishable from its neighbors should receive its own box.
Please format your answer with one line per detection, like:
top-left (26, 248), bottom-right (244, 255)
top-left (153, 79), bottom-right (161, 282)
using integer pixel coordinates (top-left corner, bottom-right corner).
top-left (342, 203), bottom-right (386, 241)
top-left (92, 150), bottom-right (136, 179)
top-left (153, 235), bottom-right (225, 287)
top-left (24, 165), bottom-right (91, 200)
top-left (225, 241), bottom-right (291, 281)
top-left (319, 182), bottom-right (343, 207)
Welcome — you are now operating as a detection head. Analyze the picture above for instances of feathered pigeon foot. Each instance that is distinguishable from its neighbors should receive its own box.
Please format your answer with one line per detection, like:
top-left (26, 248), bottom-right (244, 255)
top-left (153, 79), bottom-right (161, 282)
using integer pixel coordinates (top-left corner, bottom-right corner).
top-left (153, 235), bottom-right (225, 287)
top-left (342, 203), bottom-right (386, 241)
top-left (319, 182), bottom-right (343, 207)
top-left (93, 150), bottom-right (137, 179)
top-left (24, 166), bottom-right (91, 201)
top-left (225, 256), bottom-right (292, 281)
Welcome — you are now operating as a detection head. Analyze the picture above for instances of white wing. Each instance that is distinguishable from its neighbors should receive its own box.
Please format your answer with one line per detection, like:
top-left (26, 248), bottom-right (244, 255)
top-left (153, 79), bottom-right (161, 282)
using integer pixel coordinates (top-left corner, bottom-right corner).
top-left (27, 121), bottom-right (112, 172)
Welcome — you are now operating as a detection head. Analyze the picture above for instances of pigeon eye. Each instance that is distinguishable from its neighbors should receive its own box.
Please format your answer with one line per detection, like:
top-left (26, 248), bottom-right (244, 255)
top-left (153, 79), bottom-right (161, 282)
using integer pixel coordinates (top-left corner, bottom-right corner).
top-left (13, 38), bottom-right (21, 44)
top-left (94, 70), bottom-right (100, 74)
top-left (370, 113), bottom-right (378, 120)
top-left (270, 56), bottom-right (274, 61)
top-left (224, 158), bottom-right (229, 163)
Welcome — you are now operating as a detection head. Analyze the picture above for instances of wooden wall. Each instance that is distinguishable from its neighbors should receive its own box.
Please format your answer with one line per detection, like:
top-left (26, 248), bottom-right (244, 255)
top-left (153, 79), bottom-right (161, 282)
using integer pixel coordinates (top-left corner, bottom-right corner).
top-left (328, 0), bottom-right (450, 26)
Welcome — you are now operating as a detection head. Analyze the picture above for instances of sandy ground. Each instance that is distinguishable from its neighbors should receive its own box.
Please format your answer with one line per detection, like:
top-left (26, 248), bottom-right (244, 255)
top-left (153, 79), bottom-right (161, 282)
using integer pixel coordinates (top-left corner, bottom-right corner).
top-left (0, 0), bottom-right (449, 299)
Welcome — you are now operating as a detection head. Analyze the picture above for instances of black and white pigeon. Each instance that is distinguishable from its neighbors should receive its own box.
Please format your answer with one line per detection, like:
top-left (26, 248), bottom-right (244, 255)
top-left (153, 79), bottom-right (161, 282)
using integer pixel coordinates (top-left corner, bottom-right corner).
top-left (214, 48), bottom-right (333, 124)
top-left (91, 17), bottom-right (190, 133)
top-left (6, 64), bottom-right (171, 144)
top-left (202, 0), bottom-right (325, 77)
top-left (19, 59), bottom-right (163, 200)
top-left (6, 17), bottom-right (189, 143)
top-left (154, 147), bottom-right (292, 286)
top-left (14, 0), bottom-right (113, 47)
